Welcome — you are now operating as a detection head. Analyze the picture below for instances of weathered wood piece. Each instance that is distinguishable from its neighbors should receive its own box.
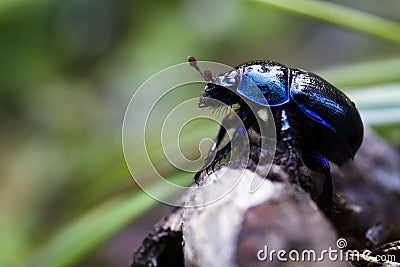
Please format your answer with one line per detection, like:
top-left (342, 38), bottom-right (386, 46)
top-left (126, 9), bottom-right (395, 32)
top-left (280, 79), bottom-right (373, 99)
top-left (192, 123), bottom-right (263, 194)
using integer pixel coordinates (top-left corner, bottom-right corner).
top-left (131, 131), bottom-right (400, 267)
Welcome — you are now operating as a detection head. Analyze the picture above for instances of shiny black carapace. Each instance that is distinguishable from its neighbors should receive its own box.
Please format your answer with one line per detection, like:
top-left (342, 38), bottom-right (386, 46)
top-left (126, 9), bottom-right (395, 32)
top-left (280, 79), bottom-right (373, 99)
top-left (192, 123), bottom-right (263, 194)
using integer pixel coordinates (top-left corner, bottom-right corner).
top-left (188, 57), bottom-right (364, 212)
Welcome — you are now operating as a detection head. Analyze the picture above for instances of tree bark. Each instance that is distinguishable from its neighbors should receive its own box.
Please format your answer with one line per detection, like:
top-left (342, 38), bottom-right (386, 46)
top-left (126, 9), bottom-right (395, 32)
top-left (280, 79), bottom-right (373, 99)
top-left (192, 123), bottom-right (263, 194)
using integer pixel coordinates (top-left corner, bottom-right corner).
top-left (131, 130), bottom-right (400, 267)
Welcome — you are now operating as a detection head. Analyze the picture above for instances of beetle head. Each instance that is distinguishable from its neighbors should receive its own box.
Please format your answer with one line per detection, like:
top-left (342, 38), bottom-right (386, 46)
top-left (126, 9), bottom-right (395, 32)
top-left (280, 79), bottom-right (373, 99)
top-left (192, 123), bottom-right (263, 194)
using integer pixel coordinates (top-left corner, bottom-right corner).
top-left (188, 56), bottom-right (241, 108)
top-left (199, 82), bottom-right (239, 108)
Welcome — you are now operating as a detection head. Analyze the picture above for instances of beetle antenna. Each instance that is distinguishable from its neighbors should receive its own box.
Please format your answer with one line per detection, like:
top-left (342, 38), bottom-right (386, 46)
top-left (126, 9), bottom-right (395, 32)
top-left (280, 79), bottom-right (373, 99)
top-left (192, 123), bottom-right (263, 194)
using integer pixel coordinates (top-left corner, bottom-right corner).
top-left (187, 56), bottom-right (214, 82)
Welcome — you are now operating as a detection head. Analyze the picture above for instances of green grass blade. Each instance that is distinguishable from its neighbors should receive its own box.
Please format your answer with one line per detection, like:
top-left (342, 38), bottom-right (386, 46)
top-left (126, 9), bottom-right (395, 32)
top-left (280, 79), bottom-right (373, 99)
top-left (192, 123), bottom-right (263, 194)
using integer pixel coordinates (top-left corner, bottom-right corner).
top-left (346, 83), bottom-right (400, 126)
top-left (23, 172), bottom-right (190, 267)
top-left (249, 0), bottom-right (400, 43)
top-left (318, 57), bottom-right (400, 88)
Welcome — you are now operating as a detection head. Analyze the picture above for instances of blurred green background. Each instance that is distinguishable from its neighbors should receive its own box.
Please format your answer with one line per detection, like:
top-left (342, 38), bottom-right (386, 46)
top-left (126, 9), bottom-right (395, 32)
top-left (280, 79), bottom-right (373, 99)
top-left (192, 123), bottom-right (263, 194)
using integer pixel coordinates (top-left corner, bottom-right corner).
top-left (1, 0), bottom-right (400, 266)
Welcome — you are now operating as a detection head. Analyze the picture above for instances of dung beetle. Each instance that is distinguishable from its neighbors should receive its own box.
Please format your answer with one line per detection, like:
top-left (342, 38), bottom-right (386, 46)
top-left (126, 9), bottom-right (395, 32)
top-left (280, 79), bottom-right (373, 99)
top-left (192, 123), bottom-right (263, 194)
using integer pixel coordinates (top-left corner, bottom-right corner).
top-left (188, 56), bottom-right (364, 211)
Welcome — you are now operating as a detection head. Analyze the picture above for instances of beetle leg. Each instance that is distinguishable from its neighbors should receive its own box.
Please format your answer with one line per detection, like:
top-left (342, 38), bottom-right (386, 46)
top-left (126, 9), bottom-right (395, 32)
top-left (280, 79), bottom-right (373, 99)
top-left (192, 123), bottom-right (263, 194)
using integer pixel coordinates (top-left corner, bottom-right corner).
top-left (194, 110), bottom-right (240, 183)
top-left (194, 110), bottom-right (238, 184)
top-left (206, 143), bottom-right (231, 173)
top-left (198, 108), bottom-right (251, 177)
top-left (204, 110), bottom-right (240, 166)
top-left (302, 152), bottom-right (333, 215)
top-left (204, 126), bottom-right (248, 173)
top-left (194, 107), bottom-right (253, 183)
top-left (280, 109), bottom-right (296, 172)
